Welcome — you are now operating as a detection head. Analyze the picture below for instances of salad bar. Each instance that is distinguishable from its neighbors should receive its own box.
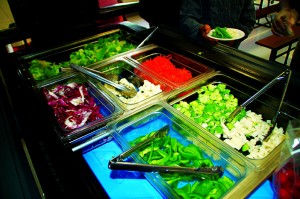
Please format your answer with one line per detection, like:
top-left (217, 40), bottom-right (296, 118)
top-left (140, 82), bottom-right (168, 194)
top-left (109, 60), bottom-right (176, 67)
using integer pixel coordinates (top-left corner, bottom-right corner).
top-left (1, 18), bottom-right (300, 199)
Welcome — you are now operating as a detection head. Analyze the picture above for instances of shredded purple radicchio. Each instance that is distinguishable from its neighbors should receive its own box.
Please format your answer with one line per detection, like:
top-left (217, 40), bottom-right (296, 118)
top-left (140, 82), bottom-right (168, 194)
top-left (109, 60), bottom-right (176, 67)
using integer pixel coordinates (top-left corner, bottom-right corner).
top-left (43, 82), bottom-right (103, 130)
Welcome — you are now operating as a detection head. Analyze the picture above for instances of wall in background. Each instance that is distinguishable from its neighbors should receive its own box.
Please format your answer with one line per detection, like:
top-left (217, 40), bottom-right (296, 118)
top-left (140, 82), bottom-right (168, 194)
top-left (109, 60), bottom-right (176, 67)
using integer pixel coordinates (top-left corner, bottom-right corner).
top-left (0, 0), bottom-right (14, 30)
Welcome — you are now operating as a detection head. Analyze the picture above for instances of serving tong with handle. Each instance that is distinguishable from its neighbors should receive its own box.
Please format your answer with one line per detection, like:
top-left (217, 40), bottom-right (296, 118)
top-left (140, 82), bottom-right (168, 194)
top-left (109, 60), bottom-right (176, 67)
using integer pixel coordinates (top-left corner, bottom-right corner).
top-left (61, 66), bottom-right (119, 82)
top-left (226, 69), bottom-right (291, 141)
top-left (136, 26), bottom-right (159, 49)
top-left (108, 125), bottom-right (224, 179)
top-left (70, 64), bottom-right (137, 98)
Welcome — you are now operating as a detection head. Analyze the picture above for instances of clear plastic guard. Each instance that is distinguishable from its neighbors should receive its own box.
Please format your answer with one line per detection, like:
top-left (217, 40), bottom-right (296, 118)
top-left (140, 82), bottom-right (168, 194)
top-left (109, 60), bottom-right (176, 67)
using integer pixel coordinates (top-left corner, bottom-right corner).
top-left (273, 119), bottom-right (300, 198)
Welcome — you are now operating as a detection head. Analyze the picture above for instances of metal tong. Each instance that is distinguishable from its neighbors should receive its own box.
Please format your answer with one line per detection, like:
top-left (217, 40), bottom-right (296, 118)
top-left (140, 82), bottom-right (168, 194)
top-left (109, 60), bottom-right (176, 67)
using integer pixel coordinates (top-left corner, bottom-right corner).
top-left (70, 64), bottom-right (137, 98)
top-left (226, 69), bottom-right (291, 141)
top-left (108, 125), bottom-right (224, 179)
top-left (136, 26), bottom-right (159, 49)
top-left (61, 66), bottom-right (118, 82)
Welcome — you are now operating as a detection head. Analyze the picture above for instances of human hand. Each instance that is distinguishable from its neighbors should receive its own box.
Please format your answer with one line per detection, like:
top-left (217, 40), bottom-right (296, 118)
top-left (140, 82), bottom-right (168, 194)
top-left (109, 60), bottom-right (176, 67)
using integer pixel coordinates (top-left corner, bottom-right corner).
top-left (272, 9), bottom-right (299, 36)
top-left (199, 24), bottom-right (218, 45)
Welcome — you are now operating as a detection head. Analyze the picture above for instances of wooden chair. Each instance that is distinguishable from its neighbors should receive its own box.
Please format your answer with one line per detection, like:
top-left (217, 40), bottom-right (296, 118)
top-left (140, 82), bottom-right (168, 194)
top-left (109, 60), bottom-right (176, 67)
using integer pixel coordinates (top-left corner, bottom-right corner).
top-left (255, 0), bottom-right (281, 27)
top-left (255, 25), bottom-right (300, 65)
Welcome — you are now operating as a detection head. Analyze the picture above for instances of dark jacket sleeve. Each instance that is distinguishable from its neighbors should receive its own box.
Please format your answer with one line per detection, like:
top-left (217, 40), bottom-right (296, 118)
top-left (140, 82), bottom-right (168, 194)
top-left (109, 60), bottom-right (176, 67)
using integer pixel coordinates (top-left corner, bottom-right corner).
top-left (179, 0), bottom-right (203, 43)
top-left (237, 0), bottom-right (256, 37)
top-left (179, 0), bottom-right (256, 44)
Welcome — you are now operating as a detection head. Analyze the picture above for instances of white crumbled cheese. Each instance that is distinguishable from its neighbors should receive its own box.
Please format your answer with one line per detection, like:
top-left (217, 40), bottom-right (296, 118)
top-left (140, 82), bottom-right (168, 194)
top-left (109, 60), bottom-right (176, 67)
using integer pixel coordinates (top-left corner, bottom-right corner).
top-left (119, 78), bottom-right (136, 90)
top-left (224, 134), bottom-right (248, 150)
top-left (105, 78), bottom-right (162, 104)
top-left (220, 110), bottom-right (286, 159)
top-left (246, 126), bottom-right (285, 159)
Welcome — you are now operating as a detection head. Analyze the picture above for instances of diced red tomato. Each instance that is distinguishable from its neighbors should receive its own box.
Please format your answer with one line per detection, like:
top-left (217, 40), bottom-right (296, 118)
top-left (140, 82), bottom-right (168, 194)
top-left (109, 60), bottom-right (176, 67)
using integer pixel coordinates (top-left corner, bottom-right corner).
top-left (279, 188), bottom-right (292, 199)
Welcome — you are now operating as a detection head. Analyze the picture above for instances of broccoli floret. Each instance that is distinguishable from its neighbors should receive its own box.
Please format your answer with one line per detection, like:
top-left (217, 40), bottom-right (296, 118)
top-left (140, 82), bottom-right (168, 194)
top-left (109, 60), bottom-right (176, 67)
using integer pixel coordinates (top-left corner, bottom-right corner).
top-left (194, 116), bottom-right (204, 124)
top-left (217, 83), bottom-right (226, 90)
top-left (204, 104), bottom-right (217, 114)
top-left (199, 85), bottom-right (208, 93)
top-left (207, 84), bottom-right (217, 91)
top-left (213, 111), bottom-right (221, 119)
top-left (175, 83), bottom-right (243, 137)
top-left (189, 100), bottom-right (198, 107)
top-left (213, 126), bottom-right (223, 134)
top-left (208, 120), bottom-right (215, 128)
top-left (173, 101), bottom-right (192, 117)
top-left (217, 100), bottom-right (227, 109)
top-left (190, 101), bottom-right (204, 115)
top-left (178, 101), bottom-right (190, 110)
top-left (199, 94), bottom-right (210, 104)
top-left (225, 98), bottom-right (238, 109)
top-left (210, 89), bottom-right (222, 101)
top-left (223, 93), bottom-right (235, 101)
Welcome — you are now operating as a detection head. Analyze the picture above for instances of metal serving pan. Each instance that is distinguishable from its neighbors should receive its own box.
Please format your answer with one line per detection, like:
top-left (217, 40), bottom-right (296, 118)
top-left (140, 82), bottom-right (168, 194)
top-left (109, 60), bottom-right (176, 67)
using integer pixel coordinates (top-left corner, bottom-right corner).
top-left (166, 71), bottom-right (296, 170)
top-left (83, 56), bottom-right (173, 112)
top-left (125, 44), bottom-right (215, 89)
top-left (17, 25), bottom-right (140, 87)
top-left (34, 72), bottom-right (123, 144)
top-left (110, 103), bottom-right (250, 199)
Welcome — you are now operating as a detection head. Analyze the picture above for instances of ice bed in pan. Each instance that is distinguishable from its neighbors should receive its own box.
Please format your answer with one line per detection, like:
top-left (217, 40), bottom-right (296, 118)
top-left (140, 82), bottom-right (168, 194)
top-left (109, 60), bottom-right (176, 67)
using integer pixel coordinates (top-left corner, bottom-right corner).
top-left (35, 72), bottom-right (123, 144)
top-left (84, 57), bottom-right (173, 111)
top-left (18, 29), bottom-right (138, 86)
top-left (104, 104), bottom-right (248, 199)
top-left (166, 72), bottom-right (291, 168)
top-left (125, 44), bottom-right (214, 89)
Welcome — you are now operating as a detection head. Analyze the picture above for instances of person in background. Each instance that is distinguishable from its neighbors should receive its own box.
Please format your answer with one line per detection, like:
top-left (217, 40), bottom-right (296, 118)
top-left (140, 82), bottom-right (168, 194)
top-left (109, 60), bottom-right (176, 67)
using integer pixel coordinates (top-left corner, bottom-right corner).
top-left (179, 0), bottom-right (256, 48)
top-left (271, 0), bottom-right (300, 68)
